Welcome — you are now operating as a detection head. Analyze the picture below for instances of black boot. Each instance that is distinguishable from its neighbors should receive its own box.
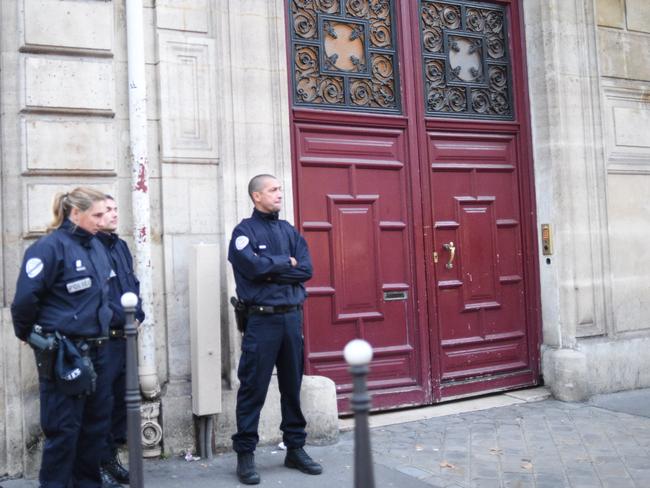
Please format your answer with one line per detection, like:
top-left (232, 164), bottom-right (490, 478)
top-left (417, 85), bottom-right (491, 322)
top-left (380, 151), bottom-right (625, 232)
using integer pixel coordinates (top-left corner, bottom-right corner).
top-left (284, 447), bottom-right (323, 475)
top-left (237, 452), bottom-right (261, 485)
top-left (99, 466), bottom-right (122, 488)
top-left (102, 451), bottom-right (129, 485)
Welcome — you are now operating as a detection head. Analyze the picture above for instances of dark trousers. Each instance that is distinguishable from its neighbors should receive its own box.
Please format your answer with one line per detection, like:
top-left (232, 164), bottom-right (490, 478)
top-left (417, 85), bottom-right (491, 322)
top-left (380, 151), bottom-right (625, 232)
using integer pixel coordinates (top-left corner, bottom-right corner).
top-left (232, 309), bottom-right (307, 453)
top-left (39, 345), bottom-right (111, 488)
top-left (102, 337), bottom-right (127, 461)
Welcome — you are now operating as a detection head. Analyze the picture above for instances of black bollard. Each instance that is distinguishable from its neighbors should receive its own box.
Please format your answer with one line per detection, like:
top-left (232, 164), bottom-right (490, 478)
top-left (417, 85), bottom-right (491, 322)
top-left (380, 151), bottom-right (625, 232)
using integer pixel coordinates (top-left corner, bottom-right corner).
top-left (121, 292), bottom-right (144, 488)
top-left (344, 339), bottom-right (375, 488)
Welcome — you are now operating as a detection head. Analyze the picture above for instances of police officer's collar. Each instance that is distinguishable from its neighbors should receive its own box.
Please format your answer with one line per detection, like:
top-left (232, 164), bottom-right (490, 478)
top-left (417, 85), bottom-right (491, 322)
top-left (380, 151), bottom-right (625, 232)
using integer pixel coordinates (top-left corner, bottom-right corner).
top-left (96, 231), bottom-right (119, 247)
top-left (253, 208), bottom-right (279, 221)
top-left (60, 219), bottom-right (95, 247)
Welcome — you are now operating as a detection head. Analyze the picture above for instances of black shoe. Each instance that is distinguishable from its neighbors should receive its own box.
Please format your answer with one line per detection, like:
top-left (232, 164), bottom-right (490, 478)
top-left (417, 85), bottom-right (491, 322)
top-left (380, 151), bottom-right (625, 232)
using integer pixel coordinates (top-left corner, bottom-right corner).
top-left (237, 452), bottom-right (261, 485)
top-left (99, 466), bottom-right (122, 488)
top-left (284, 447), bottom-right (323, 475)
top-left (102, 452), bottom-right (130, 484)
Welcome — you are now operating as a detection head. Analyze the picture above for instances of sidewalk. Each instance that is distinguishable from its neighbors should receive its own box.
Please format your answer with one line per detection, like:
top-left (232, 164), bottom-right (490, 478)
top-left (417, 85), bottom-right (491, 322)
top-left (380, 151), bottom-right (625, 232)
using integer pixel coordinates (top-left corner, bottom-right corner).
top-left (2, 387), bottom-right (650, 488)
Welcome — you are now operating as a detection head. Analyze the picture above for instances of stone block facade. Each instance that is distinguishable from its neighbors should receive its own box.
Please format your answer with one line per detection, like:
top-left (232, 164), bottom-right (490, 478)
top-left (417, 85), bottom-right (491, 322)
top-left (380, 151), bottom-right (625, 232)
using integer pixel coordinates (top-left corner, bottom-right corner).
top-left (1, 0), bottom-right (649, 478)
top-left (527, 0), bottom-right (650, 400)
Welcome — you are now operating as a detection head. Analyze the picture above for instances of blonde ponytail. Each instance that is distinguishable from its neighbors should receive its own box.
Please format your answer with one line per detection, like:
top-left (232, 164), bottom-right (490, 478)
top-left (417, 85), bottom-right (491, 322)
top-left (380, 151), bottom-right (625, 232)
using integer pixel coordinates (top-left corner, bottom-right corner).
top-left (47, 187), bottom-right (106, 232)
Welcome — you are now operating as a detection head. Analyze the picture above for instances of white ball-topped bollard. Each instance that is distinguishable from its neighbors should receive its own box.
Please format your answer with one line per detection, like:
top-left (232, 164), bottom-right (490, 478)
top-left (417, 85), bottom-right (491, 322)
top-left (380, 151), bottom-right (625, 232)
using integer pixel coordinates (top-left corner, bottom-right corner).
top-left (344, 338), bottom-right (375, 488)
top-left (344, 339), bottom-right (373, 366)
top-left (121, 291), bottom-right (138, 309)
top-left (120, 290), bottom-right (144, 487)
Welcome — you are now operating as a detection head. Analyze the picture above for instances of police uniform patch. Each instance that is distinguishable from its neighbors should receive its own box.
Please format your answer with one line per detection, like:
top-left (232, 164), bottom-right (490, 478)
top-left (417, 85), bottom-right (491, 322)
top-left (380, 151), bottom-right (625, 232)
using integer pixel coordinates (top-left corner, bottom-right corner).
top-left (26, 257), bottom-right (44, 279)
top-left (66, 277), bottom-right (92, 294)
top-left (235, 235), bottom-right (250, 251)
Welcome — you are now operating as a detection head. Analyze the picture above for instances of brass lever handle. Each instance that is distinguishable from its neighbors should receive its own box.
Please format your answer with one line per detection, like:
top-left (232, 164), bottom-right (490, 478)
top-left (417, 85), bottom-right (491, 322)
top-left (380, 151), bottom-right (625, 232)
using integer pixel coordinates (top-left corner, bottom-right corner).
top-left (442, 241), bottom-right (456, 269)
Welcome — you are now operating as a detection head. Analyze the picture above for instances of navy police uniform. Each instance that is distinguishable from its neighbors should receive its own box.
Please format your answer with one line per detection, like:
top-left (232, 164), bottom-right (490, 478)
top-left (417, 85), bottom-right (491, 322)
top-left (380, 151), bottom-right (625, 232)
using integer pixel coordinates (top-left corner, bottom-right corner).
top-left (229, 208), bottom-right (313, 454)
top-left (96, 232), bottom-right (144, 462)
top-left (11, 219), bottom-right (114, 488)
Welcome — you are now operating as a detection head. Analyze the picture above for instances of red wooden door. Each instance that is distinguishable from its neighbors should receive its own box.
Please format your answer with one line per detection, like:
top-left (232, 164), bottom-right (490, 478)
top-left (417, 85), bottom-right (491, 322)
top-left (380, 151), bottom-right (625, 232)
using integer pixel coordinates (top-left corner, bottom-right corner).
top-left (293, 121), bottom-right (428, 410)
top-left (285, 0), bottom-right (540, 410)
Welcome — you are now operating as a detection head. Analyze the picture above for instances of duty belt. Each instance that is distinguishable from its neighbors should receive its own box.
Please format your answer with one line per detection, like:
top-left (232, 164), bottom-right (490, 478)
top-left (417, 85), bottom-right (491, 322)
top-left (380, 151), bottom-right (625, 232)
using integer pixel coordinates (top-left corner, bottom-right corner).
top-left (247, 304), bottom-right (301, 315)
top-left (69, 336), bottom-right (108, 348)
top-left (109, 328), bottom-right (125, 339)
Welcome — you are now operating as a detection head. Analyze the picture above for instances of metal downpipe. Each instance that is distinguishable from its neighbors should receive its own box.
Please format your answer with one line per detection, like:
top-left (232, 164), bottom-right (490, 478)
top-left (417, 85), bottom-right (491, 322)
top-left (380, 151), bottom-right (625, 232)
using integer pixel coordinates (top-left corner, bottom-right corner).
top-left (125, 0), bottom-right (160, 399)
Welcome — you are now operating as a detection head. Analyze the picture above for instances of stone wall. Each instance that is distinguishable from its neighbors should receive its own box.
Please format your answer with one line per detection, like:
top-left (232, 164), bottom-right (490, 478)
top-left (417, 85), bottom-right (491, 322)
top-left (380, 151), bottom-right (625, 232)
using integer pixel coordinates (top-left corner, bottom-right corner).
top-left (1, 0), bottom-right (127, 477)
top-left (528, 0), bottom-right (650, 400)
top-left (597, 0), bottom-right (650, 338)
top-left (1, 0), bottom-right (337, 478)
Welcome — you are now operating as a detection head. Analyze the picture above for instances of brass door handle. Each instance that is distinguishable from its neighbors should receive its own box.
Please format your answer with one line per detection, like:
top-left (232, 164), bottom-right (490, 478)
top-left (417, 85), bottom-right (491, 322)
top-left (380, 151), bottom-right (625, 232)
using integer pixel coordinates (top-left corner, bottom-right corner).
top-left (442, 241), bottom-right (456, 269)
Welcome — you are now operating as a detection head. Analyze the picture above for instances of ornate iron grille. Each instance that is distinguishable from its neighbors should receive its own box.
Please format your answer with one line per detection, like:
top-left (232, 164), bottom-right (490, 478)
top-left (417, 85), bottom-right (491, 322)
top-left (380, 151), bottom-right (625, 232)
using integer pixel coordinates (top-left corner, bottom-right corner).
top-left (290, 0), bottom-right (401, 113)
top-left (419, 0), bottom-right (514, 119)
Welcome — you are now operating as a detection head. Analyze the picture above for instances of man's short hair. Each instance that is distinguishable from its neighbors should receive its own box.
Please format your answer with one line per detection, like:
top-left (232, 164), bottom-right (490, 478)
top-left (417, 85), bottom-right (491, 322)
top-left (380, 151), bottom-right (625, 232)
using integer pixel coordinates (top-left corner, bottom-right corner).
top-left (248, 174), bottom-right (277, 199)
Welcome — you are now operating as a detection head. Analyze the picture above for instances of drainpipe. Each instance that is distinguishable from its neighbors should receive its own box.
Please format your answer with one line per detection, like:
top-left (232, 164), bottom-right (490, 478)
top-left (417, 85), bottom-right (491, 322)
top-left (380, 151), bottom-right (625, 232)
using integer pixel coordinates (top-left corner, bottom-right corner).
top-left (126, 0), bottom-right (160, 399)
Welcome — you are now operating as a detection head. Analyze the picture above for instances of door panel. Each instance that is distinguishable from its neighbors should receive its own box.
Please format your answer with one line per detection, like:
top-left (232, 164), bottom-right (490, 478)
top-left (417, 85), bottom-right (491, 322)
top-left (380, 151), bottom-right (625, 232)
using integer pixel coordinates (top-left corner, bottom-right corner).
top-left (428, 130), bottom-right (531, 389)
top-left (294, 123), bottom-right (425, 409)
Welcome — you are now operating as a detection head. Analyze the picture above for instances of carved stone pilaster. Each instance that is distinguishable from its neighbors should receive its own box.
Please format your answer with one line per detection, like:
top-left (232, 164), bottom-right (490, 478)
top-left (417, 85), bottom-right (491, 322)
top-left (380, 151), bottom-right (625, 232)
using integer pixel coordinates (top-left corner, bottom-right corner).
top-left (141, 400), bottom-right (163, 458)
top-left (524, 0), bottom-right (610, 347)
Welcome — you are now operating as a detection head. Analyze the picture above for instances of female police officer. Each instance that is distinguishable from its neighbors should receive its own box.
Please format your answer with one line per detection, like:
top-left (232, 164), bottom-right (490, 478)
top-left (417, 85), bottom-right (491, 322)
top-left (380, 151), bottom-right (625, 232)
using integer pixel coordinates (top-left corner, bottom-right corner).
top-left (11, 187), bottom-right (116, 488)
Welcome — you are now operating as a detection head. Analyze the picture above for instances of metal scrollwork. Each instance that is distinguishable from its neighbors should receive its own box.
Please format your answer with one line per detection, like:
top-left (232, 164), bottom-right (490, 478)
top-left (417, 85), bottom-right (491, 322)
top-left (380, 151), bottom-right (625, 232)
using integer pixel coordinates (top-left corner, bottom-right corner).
top-left (425, 58), bottom-right (445, 87)
top-left (421, 2), bottom-right (461, 53)
top-left (346, 0), bottom-right (369, 17)
top-left (295, 45), bottom-right (345, 105)
top-left (290, 0), bottom-right (399, 112)
top-left (350, 54), bottom-right (395, 108)
top-left (419, 0), bottom-right (513, 119)
top-left (369, 0), bottom-right (392, 49)
top-left (292, 0), bottom-right (340, 40)
top-left (466, 8), bottom-right (505, 60)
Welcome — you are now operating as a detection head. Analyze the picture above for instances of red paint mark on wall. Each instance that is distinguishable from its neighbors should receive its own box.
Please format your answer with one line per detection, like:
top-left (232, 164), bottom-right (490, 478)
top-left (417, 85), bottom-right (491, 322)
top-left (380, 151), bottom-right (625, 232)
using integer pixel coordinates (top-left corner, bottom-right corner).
top-left (135, 161), bottom-right (148, 192)
top-left (138, 226), bottom-right (148, 242)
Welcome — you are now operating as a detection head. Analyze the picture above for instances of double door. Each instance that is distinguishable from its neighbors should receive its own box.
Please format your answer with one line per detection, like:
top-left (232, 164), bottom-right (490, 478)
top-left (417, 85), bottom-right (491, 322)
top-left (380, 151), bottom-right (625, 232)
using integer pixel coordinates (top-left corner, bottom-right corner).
top-left (286, 0), bottom-right (540, 410)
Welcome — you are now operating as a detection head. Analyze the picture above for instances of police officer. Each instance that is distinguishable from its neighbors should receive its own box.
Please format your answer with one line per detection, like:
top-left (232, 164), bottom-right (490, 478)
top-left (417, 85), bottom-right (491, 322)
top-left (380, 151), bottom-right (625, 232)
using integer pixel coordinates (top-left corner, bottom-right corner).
top-left (229, 174), bottom-right (323, 485)
top-left (11, 187), bottom-right (114, 488)
top-left (96, 195), bottom-right (144, 487)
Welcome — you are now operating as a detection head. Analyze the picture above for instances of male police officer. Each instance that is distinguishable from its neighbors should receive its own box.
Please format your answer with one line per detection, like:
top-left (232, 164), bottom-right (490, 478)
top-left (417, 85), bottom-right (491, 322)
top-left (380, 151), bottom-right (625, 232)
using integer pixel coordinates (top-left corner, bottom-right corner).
top-left (229, 174), bottom-right (322, 485)
top-left (96, 195), bottom-right (145, 487)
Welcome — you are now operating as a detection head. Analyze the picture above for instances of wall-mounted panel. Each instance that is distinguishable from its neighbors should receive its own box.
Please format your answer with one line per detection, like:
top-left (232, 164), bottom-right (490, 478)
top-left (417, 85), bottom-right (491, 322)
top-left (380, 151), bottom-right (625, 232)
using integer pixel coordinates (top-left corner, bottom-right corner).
top-left (602, 80), bottom-right (650, 173)
top-left (22, 118), bottom-right (115, 173)
top-left (607, 174), bottom-right (650, 333)
top-left (598, 29), bottom-right (650, 82)
top-left (156, 0), bottom-right (209, 33)
top-left (23, 56), bottom-right (114, 112)
top-left (23, 0), bottom-right (113, 52)
top-left (158, 33), bottom-right (218, 163)
top-left (627, 0), bottom-right (650, 33)
top-left (24, 182), bottom-right (115, 236)
top-left (595, 0), bottom-right (625, 28)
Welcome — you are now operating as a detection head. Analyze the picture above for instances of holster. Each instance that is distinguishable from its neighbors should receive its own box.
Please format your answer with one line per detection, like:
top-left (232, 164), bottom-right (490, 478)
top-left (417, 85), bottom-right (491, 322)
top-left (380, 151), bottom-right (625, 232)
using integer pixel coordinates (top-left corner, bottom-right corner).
top-left (230, 296), bottom-right (248, 334)
top-left (28, 330), bottom-right (58, 381)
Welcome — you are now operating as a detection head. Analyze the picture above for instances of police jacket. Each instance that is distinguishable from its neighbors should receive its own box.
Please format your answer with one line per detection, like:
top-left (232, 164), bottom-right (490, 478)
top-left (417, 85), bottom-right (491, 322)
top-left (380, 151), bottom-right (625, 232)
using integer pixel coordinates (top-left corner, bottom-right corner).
top-left (96, 232), bottom-right (145, 329)
top-left (11, 219), bottom-right (113, 341)
top-left (228, 208), bottom-right (313, 306)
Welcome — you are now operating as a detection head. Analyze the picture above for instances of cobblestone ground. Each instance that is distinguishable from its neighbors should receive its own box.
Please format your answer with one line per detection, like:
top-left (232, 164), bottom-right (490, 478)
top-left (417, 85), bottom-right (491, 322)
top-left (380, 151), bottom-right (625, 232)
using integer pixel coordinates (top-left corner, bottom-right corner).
top-left (369, 399), bottom-right (650, 488)
top-left (3, 398), bottom-right (650, 488)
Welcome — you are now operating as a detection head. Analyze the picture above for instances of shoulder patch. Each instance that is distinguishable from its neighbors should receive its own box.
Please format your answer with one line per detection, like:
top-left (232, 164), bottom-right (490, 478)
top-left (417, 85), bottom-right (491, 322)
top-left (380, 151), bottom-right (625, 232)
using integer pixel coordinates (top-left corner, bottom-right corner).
top-left (235, 235), bottom-right (250, 251)
top-left (26, 257), bottom-right (44, 279)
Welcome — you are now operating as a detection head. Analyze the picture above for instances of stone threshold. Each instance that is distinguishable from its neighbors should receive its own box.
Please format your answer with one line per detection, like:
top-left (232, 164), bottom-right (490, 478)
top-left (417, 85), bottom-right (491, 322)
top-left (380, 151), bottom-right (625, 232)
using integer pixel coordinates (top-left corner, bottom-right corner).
top-left (338, 386), bottom-right (551, 432)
